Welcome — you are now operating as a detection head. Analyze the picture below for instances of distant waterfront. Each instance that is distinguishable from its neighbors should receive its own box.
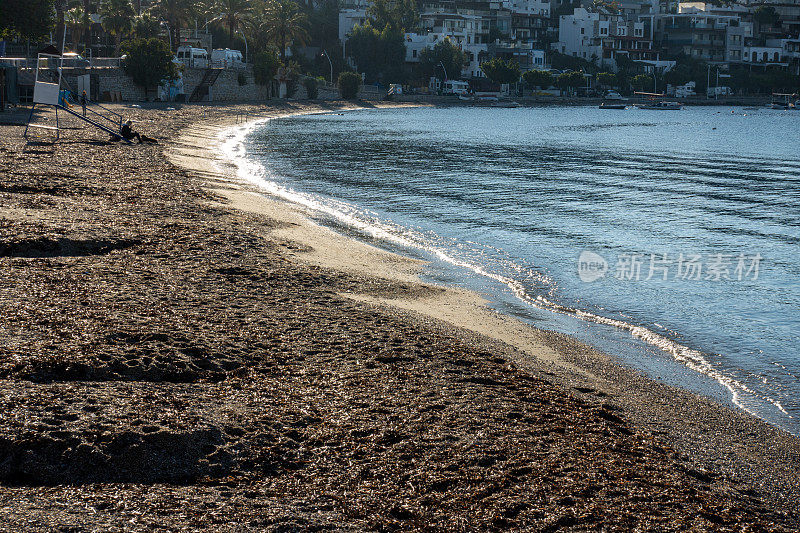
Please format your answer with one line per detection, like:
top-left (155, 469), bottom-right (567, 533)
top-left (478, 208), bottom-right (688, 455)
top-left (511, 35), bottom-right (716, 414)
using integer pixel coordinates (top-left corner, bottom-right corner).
top-left (240, 105), bottom-right (800, 435)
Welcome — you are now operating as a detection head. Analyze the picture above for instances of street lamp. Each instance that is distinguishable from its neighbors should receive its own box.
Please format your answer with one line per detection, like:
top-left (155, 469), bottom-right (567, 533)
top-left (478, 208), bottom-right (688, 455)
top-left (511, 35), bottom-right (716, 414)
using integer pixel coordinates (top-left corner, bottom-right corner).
top-left (160, 20), bottom-right (172, 51)
top-left (321, 49), bottom-right (333, 85)
top-left (236, 29), bottom-right (248, 63)
top-left (438, 60), bottom-right (448, 80)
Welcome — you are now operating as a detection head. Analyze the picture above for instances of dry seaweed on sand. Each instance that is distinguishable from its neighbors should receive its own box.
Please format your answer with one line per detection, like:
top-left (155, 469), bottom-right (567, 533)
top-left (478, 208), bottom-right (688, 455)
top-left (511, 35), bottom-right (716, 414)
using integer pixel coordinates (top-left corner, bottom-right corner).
top-left (0, 103), bottom-right (797, 531)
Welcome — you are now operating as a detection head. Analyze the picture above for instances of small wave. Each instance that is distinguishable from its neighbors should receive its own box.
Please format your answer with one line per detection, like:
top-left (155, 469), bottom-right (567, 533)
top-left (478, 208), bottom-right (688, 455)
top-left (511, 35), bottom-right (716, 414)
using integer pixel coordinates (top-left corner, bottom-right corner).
top-left (217, 118), bottom-right (794, 432)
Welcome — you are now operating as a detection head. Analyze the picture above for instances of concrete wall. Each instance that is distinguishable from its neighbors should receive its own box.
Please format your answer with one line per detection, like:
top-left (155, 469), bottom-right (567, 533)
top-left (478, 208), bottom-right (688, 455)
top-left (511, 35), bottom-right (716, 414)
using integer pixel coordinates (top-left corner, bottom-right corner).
top-left (94, 69), bottom-right (147, 101)
top-left (182, 67), bottom-right (271, 101)
top-left (15, 64), bottom-right (361, 103)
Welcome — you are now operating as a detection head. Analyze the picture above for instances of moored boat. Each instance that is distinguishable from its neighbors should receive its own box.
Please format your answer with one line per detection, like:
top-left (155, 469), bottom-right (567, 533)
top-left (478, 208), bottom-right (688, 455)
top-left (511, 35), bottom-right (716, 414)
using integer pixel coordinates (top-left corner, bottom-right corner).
top-left (637, 101), bottom-right (682, 110)
top-left (599, 102), bottom-right (627, 109)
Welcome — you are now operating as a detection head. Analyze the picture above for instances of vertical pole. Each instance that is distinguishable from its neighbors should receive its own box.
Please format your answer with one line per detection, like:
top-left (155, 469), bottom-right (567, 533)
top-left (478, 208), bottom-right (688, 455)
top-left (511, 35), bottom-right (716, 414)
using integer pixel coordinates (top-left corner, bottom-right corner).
top-left (24, 103), bottom-right (36, 138)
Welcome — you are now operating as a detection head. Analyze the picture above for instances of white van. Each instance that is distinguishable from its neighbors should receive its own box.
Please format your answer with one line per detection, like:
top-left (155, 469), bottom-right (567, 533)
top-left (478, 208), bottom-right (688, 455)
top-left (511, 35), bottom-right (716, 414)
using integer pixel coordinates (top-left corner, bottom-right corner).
top-left (176, 46), bottom-right (208, 68)
top-left (211, 48), bottom-right (244, 68)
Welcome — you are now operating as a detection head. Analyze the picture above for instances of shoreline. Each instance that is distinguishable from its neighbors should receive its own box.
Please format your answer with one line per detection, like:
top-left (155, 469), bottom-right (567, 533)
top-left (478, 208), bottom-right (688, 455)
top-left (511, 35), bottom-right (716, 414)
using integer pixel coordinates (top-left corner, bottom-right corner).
top-left (172, 103), bottom-right (800, 496)
top-left (1, 100), bottom-right (798, 529)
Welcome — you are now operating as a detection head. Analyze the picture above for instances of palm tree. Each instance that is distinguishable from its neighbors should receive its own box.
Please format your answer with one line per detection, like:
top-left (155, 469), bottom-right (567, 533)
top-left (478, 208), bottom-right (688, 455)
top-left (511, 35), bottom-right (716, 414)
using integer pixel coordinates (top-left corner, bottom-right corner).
top-left (65, 5), bottom-right (89, 53)
top-left (207, 0), bottom-right (253, 43)
top-left (101, 0), bottom-right (135, 55)
top-left (54, 0), bottom-right (69, 50)
top-left (152, 0), bottom-right (195, 51)
top-left (260, 0), bottom-right (309, 63)
top-left (133, 13), bottom-right (162, 39)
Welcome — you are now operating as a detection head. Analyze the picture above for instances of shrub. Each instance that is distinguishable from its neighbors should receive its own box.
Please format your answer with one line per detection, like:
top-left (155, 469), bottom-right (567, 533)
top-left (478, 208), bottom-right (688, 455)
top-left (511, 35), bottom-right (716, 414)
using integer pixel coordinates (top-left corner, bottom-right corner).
top-left (338, 71), bottom-right (361, 99)
top-left (284, 61), bottom-right (301, 97)
top-left (303, 77), bottom-right (318, 99)
top-left (253, 49), bottom-right (280, 86)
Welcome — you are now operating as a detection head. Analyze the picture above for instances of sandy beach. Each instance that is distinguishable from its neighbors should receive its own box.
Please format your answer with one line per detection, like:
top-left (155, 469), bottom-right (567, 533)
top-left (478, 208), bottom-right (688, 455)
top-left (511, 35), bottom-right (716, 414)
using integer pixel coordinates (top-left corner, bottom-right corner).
top-left (1, 101), bottom-right (798, 531)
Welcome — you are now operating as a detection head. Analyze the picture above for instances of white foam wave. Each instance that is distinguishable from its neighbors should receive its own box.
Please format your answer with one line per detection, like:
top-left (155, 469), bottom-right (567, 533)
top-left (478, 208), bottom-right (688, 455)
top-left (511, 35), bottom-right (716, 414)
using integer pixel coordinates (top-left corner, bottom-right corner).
top-left (216, 117), bottom-right (793, 426)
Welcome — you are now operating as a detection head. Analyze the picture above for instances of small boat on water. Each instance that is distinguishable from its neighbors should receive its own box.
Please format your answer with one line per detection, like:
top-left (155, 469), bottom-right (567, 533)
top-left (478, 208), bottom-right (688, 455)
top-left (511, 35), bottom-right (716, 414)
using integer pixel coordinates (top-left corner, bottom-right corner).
top-left (769, 93), bottom-right (798, 109)
top-left (599, 102), bottom-right (626, 109)
top-left (637, 101), bottom-right (682, 110)
top-left (491, 100), bottom-right (522, 108)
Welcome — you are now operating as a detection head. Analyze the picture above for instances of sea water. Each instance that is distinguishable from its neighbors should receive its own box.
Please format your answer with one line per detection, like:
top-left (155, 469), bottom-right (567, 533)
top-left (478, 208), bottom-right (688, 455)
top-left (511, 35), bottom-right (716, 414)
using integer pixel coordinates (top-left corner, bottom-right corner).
top-left (224, 106), bottom-right (800, 436)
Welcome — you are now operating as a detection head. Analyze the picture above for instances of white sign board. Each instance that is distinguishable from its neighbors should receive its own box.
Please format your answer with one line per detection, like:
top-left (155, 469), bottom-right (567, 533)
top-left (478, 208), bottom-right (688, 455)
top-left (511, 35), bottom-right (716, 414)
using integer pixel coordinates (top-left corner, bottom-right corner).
top-left (33, 81), bottom-right (60, 105)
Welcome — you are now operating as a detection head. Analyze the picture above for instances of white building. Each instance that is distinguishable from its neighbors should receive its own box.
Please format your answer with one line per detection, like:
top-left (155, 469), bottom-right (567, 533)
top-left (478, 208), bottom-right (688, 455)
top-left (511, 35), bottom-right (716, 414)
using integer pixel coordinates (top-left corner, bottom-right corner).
top-left (554, 8), bottom-right (603, 62)
top-left (404, 32), bottom-right (489, 79)
top-left (501, 0), bottom-right (550, 17)
top-left (338, 0), bottom-right (368, 43)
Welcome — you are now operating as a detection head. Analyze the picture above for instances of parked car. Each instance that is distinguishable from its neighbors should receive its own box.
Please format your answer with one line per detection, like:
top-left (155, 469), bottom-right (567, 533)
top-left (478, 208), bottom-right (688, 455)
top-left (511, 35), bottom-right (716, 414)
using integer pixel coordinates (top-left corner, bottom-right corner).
top-left (176, 46), bottom-right (209, 68)
top-left (604, 90), bottom-right (625, 101)
top-left (60, 52), bottom-right (90, 68)
top-left (210, 48), bottom-right (244, 68)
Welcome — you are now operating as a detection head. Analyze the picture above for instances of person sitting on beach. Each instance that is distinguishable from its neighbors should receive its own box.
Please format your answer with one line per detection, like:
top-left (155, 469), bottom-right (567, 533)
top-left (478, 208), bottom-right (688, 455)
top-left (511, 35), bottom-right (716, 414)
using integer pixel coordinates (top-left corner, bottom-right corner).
top-left (117, 119), bottom-right (158, 144)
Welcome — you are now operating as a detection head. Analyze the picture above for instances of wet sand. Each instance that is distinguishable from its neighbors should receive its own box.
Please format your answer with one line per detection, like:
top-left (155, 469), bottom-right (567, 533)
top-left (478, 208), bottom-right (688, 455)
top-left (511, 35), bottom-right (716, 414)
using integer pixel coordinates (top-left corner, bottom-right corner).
top-left (0, 101), bottom-right (798, 531)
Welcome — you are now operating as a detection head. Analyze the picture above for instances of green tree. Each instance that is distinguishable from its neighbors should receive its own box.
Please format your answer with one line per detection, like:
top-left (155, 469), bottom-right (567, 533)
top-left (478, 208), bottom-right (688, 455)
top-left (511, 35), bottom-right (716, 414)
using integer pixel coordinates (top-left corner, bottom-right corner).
top-left (54, 0), bottom-right (67, 51)
top-left (0, 0), bottom-right (54, 41)
top-left (631, 74), bottom-right (653, 92)
top-left (122, 37), bottom-right (178, 93)
top-left (102, 0), bottom-right (136, 55)
top-left (556, 71), bottom-right (585, 95)
top-left (346, 23), bottom-right (405, 83)
top-left (479, 57), bottom-right (521, 85)
top-left (366, 0), bottom-right (419, 33)
top-left (253, 48), bottom-right (280, 87)
top-left (418, 39), bottom-right (467, 82)
top-left (754, 6), bottom-right (780, 27)
top-left (309, 0), bottom-right (340, 46)
top-left (522, 69), bottom-right (553, 90)
top-left (207, 0), bottom-right (252, 43)
top-left (260, 0), bottom-right (309, 62)
top-left (133, 13), bottom-right (161, 39)
top-left (65, 5), bottom-right (89, 53)
top-left (338, 71), bottom-right (361, 99)
top-left (596, 71), bottom-right (615, 89)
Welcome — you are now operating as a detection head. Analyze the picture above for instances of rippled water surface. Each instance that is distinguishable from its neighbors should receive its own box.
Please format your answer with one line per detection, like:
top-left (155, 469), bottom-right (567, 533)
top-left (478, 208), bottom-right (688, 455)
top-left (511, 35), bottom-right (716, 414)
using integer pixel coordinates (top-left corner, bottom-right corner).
top-left (230, 106), bottom-right (800, 434)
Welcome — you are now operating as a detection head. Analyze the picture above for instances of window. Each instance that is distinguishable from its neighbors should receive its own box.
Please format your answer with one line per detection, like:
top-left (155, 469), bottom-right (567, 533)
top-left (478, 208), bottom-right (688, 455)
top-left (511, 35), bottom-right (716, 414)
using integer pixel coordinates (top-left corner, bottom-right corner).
top-left (413, 49), bottom-right (417, 58)
top-left (581, 28), bottom-right (584, 34)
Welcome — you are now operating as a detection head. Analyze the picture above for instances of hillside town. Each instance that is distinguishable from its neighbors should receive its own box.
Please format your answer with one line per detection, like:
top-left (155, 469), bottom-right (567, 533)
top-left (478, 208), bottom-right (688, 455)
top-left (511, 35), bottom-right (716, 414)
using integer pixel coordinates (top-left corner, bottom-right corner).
top-left (1, 0), bottom-right (799, 104)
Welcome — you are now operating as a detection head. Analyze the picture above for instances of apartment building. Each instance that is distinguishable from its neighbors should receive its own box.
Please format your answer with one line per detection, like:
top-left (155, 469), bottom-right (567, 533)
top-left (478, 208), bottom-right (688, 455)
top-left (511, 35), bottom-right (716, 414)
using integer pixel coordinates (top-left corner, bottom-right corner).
top-left (554, 7), bottom-right (659, 70)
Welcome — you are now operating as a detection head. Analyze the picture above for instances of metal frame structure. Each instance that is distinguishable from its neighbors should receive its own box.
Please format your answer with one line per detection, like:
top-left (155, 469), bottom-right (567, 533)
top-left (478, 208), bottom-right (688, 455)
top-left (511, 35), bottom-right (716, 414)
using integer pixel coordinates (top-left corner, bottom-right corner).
top-left (24, 50), bottom-right (131, 143)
